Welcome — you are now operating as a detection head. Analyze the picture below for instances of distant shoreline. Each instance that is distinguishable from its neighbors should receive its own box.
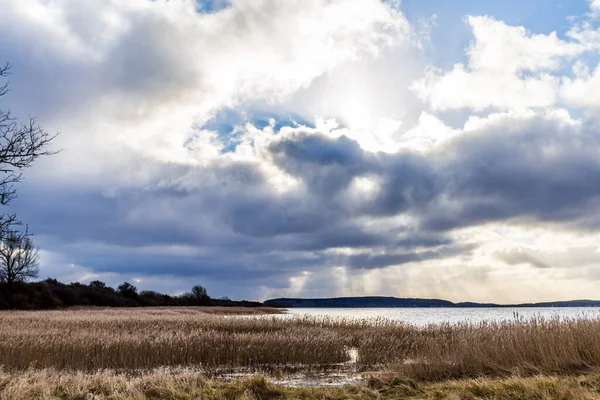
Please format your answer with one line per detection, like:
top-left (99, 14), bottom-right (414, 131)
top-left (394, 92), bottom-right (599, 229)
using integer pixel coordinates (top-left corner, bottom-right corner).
top-left (265, 296), bottom-right (600, 308)
top-left (279, 305), bottom-right (600, 309)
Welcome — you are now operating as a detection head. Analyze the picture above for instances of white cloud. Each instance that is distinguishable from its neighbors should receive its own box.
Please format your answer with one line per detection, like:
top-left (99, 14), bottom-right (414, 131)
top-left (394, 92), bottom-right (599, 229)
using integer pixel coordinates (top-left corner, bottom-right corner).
top-left (399, 112), bottom-right (458, 152)
top-left (562, 65), bottom-right (600, 109)
top-left (592, 0), bottom-right (600, 16)
top-left (557, 2), bottom-right (600, 110)
top-left (467, 16), bottom-right (581, 73)
top-left (413, 65), bottom-right (559, 111)
top-left (0, 0), bottom-right (409, 175)
top-left (462, 107), bottom-right (579, 132)
top-left (412, 16), bottom-right (582, 111)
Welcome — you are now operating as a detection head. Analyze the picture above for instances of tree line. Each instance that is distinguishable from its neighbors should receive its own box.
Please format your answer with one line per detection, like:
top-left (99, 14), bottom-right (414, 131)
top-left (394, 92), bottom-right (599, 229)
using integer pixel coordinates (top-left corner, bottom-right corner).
top-left (0, 279), bottom-right (265, 310)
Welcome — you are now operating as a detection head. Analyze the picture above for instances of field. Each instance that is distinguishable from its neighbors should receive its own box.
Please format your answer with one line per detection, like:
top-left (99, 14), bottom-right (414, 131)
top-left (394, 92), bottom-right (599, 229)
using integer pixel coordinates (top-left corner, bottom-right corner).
top-left (2, 307), bottom-right (600, 399)
top-left (3, 369), bottom-right (600, 400)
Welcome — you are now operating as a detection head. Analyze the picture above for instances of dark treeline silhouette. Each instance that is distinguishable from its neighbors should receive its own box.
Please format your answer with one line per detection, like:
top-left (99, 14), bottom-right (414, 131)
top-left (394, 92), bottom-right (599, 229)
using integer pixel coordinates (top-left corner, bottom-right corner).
top-left (0, 279), bottom-right (266, 310)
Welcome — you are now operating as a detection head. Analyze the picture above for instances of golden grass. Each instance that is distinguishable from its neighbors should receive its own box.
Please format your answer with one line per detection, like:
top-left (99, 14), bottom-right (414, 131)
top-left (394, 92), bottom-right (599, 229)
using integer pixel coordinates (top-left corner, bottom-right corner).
top-left (352, 316), bottom-right (600, 380)
top-left (0, 308), bottom-right (349, 371)
top-left (2, 308), bottom-right (600, 382)
top-left (1, 369), bottom-right (600, 400)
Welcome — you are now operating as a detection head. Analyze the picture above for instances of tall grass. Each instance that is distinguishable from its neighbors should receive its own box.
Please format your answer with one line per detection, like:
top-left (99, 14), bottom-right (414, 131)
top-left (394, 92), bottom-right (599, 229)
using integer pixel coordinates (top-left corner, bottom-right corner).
top-left (2, 369), bottom-right (600, 400)
top-left (374, 317), bottom-right (600, 380)
top-left (0, 308), bottom-right (350, 371)
top-left (2, 308), bottom-right (600, 381)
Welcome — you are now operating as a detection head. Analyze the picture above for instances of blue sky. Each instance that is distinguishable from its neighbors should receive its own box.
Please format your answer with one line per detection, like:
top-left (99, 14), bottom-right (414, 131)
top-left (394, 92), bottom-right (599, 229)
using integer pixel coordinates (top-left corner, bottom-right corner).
top-left (2, 0), bottom-right (600, 302)
top-left (402, 0), bottom-right (591, 66)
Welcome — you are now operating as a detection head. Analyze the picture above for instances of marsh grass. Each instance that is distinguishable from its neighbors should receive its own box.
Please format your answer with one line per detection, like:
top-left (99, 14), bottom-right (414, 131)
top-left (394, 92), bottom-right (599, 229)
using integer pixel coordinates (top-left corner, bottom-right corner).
top-left (2, 308), bottom-right (600, 382)
top-left (1, 369), bottom-right (600, 400)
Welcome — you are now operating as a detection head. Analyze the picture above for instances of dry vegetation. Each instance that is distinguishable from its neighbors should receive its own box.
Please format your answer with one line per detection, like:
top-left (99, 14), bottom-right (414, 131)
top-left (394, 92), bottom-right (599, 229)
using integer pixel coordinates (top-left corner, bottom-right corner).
top-left (2, 369), bottom-right (600, 400)
top-left (2, 307), bottom-right (600, 383)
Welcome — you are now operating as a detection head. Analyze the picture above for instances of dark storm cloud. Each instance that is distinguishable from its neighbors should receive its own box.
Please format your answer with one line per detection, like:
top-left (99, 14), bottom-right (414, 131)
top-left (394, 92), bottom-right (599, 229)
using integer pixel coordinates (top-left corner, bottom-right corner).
top-left (422, 117), bottom-right (600, 231)
top-left (371, 152), bottom-right (438, 215)
top-left (343, 244), bottom-right (471, 270)
top-left (269, 133), bottom-right (373, 196)
top-left (16, 112), bottom-right (600, 293)
top-left (268, 117), bottom-right (600, 233)
top-left (269, 132), bottom-right (438, 215)
top-left (285, 229), bottom-right (451, 252)
top-left (13, 133), bottom-right (461, 285)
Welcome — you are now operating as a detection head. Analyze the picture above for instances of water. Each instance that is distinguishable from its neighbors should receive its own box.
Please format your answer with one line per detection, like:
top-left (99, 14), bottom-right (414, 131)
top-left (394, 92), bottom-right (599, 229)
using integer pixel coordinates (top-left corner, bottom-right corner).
top-left (281, 307), bottom-right (600, 326)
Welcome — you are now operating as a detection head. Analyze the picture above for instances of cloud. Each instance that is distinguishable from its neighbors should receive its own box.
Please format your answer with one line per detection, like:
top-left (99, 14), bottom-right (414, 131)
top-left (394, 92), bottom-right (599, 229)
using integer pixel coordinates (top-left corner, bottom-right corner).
top-left (17, 106), bottom-right (600, 299)
top-left (0, 0), bottom-right (409, 170)
top-left (561, 64), bottom-right (600, 109)
top-left (412, 16), bottom-right (583, 111)
top-left (3, 0), bottom-right (600, 302)
top-left (494, 249), bottom-right (551, 269)
top-left (466, 16), bottom-right (581, 73)
top-left (421, 110), bottom-right (600, 231)
top-left (262, 109), bottom-right (600, 235)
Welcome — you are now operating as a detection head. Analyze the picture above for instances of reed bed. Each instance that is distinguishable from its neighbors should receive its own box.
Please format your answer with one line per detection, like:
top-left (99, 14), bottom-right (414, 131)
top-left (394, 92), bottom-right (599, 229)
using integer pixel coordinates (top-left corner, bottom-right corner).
top-left (1, 368), bottom-right (600, 400)
top-left (2, 308), bottom-right (600, 381)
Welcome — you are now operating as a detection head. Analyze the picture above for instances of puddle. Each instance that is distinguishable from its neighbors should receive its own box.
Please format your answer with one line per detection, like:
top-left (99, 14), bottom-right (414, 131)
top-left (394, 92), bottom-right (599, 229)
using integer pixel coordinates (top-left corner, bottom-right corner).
top-left (214, 349), bottom-right (364, 388)
top-left (219, 371), bottom-right (364, 387)
top-left (274, 372), bottom-right (363, 387)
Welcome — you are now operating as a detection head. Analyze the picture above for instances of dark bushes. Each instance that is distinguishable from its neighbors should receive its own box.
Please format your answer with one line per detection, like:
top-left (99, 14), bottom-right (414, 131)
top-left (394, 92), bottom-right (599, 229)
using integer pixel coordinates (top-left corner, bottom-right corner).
top-left (0, 279), bottom-right (265, 310)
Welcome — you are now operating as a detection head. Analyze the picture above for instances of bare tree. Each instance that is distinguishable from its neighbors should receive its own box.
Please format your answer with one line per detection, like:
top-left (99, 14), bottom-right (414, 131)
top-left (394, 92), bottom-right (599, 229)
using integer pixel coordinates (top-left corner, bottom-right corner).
top-left (0, 228), bottom-right (39, 284)
top-left (192, 284), bottom-right (207, 298)
top-left (0, 63), bottom-right (56, 236)
top-left (118, 282), bottom-right (138, 298)
top-left (191, 285), bottom-right (210, 305)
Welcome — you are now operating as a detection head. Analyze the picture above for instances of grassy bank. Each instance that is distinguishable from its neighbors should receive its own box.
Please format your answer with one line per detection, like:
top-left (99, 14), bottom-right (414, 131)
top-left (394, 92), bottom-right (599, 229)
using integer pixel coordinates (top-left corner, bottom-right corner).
top-left (2, 308), bottom-right (600, 382)
top-left (2, 369), bottom-right (600, 400)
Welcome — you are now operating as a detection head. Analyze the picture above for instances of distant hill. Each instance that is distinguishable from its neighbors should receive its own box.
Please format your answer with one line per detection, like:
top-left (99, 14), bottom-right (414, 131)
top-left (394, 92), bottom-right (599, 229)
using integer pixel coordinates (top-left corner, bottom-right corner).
top-left (264, 296), bottom-right (600, 308)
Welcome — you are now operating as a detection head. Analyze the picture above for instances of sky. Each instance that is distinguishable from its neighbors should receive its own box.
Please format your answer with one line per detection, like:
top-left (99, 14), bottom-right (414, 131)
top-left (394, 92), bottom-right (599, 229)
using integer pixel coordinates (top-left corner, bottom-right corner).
top-left (1, 0), bottom-right (600, 302)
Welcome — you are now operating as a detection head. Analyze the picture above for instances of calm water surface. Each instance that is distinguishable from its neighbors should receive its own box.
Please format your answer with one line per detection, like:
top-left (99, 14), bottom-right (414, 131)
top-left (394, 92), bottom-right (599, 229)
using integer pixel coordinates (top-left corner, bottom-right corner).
top-left (280, 307), bottom-right (600, 326)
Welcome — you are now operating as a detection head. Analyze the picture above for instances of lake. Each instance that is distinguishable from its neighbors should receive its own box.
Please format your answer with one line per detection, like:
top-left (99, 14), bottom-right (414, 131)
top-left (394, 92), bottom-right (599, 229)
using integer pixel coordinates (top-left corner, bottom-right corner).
top-left (280, 307), bottom-right (600, 326)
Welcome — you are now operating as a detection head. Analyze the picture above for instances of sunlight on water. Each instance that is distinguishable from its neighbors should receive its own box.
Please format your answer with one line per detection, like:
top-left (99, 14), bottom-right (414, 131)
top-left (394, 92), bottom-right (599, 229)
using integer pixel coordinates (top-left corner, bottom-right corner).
top-left (279, 307), bottom-right (600, 326)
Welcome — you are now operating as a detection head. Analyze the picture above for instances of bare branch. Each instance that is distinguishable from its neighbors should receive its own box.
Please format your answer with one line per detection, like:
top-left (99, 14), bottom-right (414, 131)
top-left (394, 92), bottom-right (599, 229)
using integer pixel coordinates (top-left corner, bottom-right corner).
top-left (0, 64), bottom-right (10, 98)
top-left (0, 62), bottom-right (56, 277)
top-left (0, 62), bottom-right (57, 216)
top-left (0, 227), bottom-right (39, 284)
top-left (0, 63), bottom-right (10, 77)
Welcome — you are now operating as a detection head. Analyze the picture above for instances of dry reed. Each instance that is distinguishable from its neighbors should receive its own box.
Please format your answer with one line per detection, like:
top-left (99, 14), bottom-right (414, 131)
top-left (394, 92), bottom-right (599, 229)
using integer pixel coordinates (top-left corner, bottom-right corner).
top-left (1, 368), bottom-right (600, 400)
top-left (2, 308), bottom-right (600, 382)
